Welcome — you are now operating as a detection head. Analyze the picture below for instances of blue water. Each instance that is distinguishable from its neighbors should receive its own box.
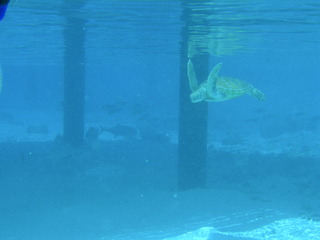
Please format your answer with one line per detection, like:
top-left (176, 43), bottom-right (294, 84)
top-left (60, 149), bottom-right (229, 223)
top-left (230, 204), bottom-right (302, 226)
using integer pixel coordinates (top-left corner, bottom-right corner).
top-left (0, 1), bottom-right (320, 239)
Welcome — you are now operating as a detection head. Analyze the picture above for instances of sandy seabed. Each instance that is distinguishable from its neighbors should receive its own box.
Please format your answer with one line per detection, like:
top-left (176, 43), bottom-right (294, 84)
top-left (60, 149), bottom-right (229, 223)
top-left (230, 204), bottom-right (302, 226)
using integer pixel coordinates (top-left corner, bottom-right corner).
top-left (0, 109), bottom-right (319, 239)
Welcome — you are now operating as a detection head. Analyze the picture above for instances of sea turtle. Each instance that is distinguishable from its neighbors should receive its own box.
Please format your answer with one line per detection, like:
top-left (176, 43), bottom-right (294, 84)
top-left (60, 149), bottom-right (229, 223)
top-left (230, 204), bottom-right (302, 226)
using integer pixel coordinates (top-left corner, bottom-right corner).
top-left (188, 59), bottom-right (265, 102)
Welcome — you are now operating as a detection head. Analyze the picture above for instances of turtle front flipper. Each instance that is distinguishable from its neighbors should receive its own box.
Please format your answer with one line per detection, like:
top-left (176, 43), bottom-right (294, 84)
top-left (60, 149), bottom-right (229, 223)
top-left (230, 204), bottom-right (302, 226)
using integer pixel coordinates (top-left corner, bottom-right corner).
top-left (248, 87), bottom-right (266, 101)
top-left (187, 59), bottom-right (198, 92)
top-left (207, 62), bottom-right (222, 98)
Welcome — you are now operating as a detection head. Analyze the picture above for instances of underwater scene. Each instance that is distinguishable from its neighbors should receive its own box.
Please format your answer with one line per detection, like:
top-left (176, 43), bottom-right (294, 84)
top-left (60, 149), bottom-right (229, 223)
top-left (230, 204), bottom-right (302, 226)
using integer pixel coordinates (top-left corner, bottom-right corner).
top-left (0, 0), bottom-right (320, 239)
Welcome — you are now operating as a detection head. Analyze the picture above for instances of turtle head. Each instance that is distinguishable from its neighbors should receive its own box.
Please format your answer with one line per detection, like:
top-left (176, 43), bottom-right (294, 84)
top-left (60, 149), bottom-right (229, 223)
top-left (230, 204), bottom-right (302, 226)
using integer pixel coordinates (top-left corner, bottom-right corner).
top-left (190, 90), bottom-right (205, 103)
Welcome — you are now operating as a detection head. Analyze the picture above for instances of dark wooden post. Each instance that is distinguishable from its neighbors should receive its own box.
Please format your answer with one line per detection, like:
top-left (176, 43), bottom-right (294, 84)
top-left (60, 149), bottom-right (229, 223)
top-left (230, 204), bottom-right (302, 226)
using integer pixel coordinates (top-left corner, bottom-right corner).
top-left (62, 1), bottom-right (86, 146)
top-left (178, 0), bottom-right (209, 190)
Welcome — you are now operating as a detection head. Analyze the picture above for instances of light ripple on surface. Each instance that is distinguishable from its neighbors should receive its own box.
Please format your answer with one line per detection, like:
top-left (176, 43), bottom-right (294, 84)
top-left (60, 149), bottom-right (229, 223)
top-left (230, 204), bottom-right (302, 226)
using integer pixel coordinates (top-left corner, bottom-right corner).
top-left (1, 0), bottom-right (320, 65)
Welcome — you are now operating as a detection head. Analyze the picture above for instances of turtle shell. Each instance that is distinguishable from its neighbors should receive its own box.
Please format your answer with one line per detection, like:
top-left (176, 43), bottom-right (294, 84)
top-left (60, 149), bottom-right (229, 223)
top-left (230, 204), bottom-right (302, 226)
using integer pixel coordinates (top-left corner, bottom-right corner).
top-left (214, 76), bottom-right (253, 101)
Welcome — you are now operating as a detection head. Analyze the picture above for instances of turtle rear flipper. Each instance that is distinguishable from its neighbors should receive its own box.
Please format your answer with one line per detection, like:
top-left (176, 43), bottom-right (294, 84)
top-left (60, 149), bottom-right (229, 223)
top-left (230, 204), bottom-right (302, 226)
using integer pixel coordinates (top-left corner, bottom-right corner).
top-left (248, 87), bottom-right (266, 101)
top-left (207, 62), bottom-right (222, 98)
top-left (187, 59), bottom-right (198, 92)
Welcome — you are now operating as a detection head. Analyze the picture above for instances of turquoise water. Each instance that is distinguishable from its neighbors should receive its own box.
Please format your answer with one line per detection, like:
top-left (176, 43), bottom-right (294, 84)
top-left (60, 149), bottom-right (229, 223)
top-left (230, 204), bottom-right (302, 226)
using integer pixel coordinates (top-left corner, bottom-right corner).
top-left (0, 1), bottom-right (320, 240)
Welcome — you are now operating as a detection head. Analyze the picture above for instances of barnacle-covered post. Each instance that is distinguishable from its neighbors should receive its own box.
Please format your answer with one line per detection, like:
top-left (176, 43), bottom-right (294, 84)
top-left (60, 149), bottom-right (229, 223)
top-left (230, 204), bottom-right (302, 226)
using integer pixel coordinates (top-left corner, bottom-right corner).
top-left (62, 0), bottom-right (86, 146)
top-left (178, 0), bottom-right (209, 190)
